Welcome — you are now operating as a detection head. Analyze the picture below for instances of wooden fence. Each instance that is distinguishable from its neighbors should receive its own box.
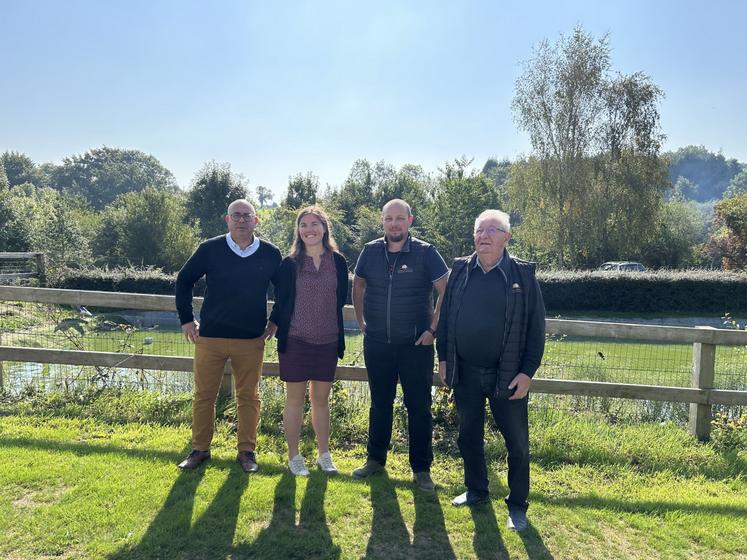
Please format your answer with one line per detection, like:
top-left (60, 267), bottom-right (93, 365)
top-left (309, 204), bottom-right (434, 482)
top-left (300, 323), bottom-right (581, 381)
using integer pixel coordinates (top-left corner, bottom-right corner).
top-left (1, 286), bottom-right (747, 441)
top-left (0, 252), bottom-right (46, 285)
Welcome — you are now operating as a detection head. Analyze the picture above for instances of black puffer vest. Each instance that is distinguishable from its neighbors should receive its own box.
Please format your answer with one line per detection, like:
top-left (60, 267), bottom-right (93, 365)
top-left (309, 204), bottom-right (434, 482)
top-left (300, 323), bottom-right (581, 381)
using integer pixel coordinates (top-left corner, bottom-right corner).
top-left (361, 235), bottom-right (435, 344)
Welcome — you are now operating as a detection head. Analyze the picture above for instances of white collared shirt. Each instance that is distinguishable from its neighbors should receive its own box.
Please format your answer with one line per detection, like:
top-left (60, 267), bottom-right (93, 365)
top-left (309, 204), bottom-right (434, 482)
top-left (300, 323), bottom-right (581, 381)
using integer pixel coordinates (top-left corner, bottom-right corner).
top-left (226, 233), bottom-right (260, 258)
top-left (474, 254), bottom-right (503, 274)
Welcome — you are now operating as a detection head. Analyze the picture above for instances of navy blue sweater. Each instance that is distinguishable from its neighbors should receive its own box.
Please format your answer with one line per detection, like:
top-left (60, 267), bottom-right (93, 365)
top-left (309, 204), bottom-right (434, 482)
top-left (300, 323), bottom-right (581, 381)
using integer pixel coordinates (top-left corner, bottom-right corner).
top-left (175, 235), bottom-right (281, 339)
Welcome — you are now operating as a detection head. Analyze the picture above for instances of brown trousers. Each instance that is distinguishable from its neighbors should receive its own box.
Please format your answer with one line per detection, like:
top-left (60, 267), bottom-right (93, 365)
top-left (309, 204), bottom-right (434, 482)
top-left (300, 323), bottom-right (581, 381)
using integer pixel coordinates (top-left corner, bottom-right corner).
top-left (192, 336), bottom-right (264, 452)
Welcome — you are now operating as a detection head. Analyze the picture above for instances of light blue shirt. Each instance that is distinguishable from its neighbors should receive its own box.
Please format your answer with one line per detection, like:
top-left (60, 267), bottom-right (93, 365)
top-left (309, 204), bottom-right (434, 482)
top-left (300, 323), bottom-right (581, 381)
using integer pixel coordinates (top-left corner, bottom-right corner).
top-left (226, 233), bottom-right (260, 258)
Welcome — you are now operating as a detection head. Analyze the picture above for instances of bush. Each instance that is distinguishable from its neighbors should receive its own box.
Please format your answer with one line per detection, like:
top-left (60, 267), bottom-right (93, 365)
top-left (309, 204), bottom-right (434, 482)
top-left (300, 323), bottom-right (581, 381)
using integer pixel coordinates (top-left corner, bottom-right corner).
top-left (52, 266), bottom-right (747, 313)
top-left (538, 269), bottom-right (747, 313)
top-left (711, 412), bottom-right (747, 452)
top-left (12, 387), bottom-right (192, 426)
top-left (53, 266), bottom-right (205, 296)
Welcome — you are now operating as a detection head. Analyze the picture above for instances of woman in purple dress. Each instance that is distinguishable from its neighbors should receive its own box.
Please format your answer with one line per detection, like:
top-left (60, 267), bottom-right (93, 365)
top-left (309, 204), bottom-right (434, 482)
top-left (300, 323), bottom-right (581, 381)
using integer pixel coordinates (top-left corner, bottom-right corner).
top-left (269, 206), bottom-right (349, 476)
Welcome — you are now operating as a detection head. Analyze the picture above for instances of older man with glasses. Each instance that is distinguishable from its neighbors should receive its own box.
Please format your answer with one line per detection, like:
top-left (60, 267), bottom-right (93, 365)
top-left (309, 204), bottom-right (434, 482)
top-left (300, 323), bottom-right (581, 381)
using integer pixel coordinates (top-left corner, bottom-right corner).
top-left (175, 199), bottom-right (281, 473)
top-left (436, 209), bottom-right (545, 531)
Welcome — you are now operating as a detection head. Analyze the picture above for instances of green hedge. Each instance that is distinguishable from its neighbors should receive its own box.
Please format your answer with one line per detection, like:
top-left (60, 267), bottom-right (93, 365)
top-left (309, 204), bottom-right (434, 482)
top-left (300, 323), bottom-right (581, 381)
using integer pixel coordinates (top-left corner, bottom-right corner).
top-left (54, 267), bottom-right (195, 295)
top-left (53, 268), bottom-right (747, 313)
top-left (538, 270), bottom-right (747, 313)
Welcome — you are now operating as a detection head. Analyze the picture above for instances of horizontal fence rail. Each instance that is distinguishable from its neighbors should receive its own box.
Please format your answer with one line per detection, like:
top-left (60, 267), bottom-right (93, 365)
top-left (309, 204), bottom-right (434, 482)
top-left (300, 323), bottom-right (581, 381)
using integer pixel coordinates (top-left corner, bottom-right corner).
top-left (0, 253), bottom-right (46, 285)
top-left (2, 286), bottom-right (747, 440)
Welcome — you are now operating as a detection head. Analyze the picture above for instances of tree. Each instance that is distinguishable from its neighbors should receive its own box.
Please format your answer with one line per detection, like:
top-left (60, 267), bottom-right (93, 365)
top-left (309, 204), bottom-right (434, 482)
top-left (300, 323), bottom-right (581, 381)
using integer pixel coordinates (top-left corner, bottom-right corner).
top-left (512, 27), bottom-right (609, 268)
top-left (0, 165), bottom-right (8, 190)
top-left (283, 172), bottom-right (318, 209)
top-left (256, 185), bottom-right (274, 208)
top-left (724, 169), bottom-right (747, 198)
top-left (591, 72), bottom-right (668, 263)
top-left (482, 158), bottom-right (511, 199)
top-left (673, 176), bottom-right (699, 199)
top-left (511, 26), bottom-right (668, 268)
top-left (0, 189), bottom-right (33, 251)
top-left (186, 161), bottom-right (249, 239)
top-left (53, 146), bottom-right (178, 210)
top-left (93, 188), bottom-right (199, 272)
top-left (257, 206), bottom-right (296, 255)
top-left (6, 185), bottom-right (93, 277)
top-left (667, 146), bottom-right (742, 202)
top-left (705, 193), bottom-right (747, 270)
top-left (427, 158), bottom-right (503, 263)
top-left (638, 199), bottom-right (706, 268)
top-left (1, 151), bottom-right (47, 188)
top-left (373, 163), bottom-right (433, 219)
top-left (327, 159), bottom-right (378, 227)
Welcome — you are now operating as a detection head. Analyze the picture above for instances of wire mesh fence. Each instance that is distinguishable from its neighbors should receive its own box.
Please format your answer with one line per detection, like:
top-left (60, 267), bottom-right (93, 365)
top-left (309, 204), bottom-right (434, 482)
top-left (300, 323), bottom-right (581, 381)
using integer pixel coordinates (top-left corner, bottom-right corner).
top-left (0, 253), bottom-right (44, 285)
top-left (1, 297), bottom-right (746, 426)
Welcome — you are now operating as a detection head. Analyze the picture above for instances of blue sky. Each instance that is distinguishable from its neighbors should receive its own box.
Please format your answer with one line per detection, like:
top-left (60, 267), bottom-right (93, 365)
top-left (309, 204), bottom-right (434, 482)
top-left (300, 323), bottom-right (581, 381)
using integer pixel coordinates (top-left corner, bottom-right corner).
top-left (1, 0), bottom-right (745, 198)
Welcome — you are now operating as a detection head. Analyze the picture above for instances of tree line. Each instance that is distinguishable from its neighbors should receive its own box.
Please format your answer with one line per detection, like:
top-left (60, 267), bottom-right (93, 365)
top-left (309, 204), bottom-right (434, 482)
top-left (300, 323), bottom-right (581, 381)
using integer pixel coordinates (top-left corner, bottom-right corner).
top-left (1, 26), bottom-right (745, 277)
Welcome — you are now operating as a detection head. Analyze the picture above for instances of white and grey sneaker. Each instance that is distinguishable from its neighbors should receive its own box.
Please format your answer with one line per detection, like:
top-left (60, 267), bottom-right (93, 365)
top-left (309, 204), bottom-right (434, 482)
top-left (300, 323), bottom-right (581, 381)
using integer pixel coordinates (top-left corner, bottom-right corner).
top-left (288, 454), bottom-right (310, 476)
top-left (316, 452), bottom-right (338, 475)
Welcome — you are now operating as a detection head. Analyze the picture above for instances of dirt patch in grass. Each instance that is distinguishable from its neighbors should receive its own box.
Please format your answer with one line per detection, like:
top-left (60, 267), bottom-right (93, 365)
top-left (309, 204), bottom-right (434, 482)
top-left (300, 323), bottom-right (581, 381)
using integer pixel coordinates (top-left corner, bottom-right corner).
top-left (12, 484), bottom-right (68, 509)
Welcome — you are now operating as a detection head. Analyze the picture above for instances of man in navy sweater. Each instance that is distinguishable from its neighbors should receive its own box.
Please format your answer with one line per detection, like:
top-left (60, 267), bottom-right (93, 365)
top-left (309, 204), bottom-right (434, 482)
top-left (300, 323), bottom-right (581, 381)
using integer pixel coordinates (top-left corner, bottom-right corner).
top-left (175, 199), bottom-right (281, 472)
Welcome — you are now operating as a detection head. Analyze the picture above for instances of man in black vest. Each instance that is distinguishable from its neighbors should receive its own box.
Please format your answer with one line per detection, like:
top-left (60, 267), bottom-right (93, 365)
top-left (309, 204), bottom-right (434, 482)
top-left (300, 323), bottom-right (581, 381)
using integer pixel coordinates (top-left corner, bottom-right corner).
top-left (436, 209), bottom-right (545, 531)
top-left (352, 199), bottom-right (448, 491)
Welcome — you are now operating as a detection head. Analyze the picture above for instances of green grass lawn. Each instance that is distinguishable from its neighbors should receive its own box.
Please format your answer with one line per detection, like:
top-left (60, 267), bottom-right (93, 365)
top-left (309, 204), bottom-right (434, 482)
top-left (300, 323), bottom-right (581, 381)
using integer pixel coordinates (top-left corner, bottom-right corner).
top-left (1, 405), bottom-right (746, 559)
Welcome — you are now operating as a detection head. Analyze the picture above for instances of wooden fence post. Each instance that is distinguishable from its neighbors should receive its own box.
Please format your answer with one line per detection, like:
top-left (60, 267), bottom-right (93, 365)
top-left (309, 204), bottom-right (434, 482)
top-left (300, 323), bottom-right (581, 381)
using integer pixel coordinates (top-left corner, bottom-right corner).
top-left (0, 331), bottom-right (4, 392)
top-left (220, 359), bottom-right (234, 398)
top-left (35, 253), bottom-right (46, 287)
top-left (689, 337), bottom-right (716, 441)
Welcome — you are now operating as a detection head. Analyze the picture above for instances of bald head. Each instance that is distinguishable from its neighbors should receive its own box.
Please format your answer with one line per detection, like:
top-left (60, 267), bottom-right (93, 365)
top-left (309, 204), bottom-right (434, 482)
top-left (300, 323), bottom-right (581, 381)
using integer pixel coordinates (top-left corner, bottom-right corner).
top-left (227, 199), bottom-right (256, 216)
top-left (382, 198), bottom-right (412, 216)
top-left (381, 198), bottom-right (413, 246)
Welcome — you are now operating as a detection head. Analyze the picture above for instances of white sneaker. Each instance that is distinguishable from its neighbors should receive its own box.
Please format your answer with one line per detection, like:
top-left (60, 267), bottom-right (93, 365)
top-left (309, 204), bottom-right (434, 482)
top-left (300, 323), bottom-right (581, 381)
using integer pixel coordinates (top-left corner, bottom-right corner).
top-left (316, 452), bottom-right (338, 475)
top-left (288, 454), bottom-right (309, 476)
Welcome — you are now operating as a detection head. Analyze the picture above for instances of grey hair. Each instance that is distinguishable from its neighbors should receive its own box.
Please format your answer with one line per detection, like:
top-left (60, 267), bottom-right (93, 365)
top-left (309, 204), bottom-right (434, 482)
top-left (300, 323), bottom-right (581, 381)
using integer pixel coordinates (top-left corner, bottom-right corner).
top-left (382, 198), bottom-right (412, 216)
top-left (227, 199), bottom-right (256, 215)
top-left (474, 209), bottom-right (510, 232)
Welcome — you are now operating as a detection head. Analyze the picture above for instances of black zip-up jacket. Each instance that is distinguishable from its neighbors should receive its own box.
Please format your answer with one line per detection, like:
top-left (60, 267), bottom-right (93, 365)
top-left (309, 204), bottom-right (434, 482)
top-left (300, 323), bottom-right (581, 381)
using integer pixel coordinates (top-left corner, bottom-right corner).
top-left (436, 250), bottom-right (546, 395)
top-left (356, 235), bottom-right (439, 344)
top-left (269, 252), bottom-right (349, 359)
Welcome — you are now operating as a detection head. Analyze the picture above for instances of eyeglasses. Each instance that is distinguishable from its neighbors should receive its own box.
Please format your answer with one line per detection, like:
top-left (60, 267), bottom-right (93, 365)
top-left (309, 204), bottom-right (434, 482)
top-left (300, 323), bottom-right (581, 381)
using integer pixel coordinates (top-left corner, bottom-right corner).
top-left (229, 212), bottom-right (255, 222)
top-left (474, 226), bottom-right (507, 236)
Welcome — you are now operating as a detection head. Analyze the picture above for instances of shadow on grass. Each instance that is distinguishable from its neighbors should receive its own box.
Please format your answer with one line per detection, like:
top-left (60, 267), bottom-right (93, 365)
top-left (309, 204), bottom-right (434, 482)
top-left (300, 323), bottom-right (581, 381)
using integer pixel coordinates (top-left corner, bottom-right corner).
top-left (233, 470), bottom-right (341, 559)
top-left (4, 435), bottom-right (746, 519)
top-left (108, 461), bottom-right (207, 559)
top-left (482, 427), bottom-right (747, 482)
top-left (107, 445), bottom-right (256, 559)
top-left (533, 492), bottom-right (747, 517)
top-left (518, 522), bottom-right (555, 560)
top-left (364, 472), bottom-right (456, 560)
top-left (0, 435), bottom-right (189, 464)
top-left (462, 492), bottom-right (552, 559)
top-left (468, 501), bottom-right (510, 560)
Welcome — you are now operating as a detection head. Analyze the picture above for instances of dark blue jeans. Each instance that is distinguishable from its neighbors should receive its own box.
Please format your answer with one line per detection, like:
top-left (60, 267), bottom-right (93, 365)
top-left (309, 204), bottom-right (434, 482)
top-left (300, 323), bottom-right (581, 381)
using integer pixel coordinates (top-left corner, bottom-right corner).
top-left (453, 361), bottom-right (530, 511)
top-left (363, 337), bottom-right (434, 472)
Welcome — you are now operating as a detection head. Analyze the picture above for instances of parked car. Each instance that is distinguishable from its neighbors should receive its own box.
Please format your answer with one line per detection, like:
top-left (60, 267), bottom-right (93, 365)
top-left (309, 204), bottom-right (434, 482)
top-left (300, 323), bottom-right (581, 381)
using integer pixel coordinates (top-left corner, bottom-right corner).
top-left (598, 261), bottom-right (647, 272)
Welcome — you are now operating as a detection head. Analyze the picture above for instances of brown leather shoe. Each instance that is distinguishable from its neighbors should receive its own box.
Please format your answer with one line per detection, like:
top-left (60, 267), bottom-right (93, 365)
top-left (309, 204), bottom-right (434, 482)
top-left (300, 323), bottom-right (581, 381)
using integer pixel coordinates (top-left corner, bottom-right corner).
top-left (177, 449), bottom-right (211, 469)
top-left (237, 450), bottom-right (259, 473)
